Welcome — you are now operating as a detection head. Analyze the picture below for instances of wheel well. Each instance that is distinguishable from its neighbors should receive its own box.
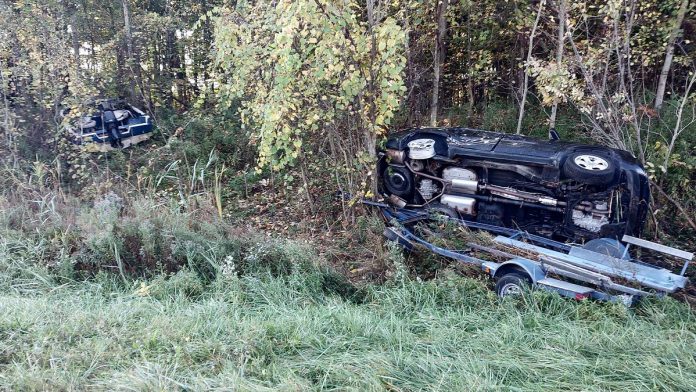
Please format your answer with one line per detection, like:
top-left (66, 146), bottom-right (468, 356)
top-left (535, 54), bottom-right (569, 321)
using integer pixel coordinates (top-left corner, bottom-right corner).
top-left (494, 264), bottom-right (532, 282)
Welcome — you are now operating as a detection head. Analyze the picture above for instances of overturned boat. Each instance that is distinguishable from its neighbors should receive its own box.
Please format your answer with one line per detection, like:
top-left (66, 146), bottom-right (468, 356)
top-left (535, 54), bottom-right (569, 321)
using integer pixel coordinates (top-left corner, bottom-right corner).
top-left (63, 99), bottom-right (153, 152)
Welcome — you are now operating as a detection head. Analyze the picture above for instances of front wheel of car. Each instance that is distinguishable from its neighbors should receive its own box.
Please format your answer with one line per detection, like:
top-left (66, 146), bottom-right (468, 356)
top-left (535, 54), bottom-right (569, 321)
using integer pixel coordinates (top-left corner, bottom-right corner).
top-left (562, 151), bottom-right (617, 186)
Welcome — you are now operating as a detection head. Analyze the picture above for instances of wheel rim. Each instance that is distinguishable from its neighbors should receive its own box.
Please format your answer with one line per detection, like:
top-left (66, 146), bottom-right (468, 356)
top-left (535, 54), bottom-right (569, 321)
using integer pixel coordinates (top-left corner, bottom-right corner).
top-left (391, 173), bottom-right (405, 186)
top-left (574, 154), bottom-right (609, 171)
top-left (500, 282), bottom-right (523, 297)
top-left (387, 172), bottom-right (407, 192)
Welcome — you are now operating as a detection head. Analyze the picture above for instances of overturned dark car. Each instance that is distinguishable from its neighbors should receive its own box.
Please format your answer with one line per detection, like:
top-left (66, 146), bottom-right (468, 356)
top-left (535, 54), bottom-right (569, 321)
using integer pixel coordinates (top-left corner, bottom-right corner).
top-left (378, 128), bottom-right (650, 241)
top-left (61, 99), bottom-right (153, 152)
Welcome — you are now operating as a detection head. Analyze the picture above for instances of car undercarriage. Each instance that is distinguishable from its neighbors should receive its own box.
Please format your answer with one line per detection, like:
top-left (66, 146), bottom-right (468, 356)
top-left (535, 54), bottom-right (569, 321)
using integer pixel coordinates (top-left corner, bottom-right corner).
top-left (378, 128), bottom-right (650, 242)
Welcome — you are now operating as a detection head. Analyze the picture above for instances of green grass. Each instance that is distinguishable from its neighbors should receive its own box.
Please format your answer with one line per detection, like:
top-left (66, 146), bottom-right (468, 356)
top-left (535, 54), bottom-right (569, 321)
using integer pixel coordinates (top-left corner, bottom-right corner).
top-left (1, 187), bottom-right (695, 391)
top-left (1, 262), bottom-right (695, 391)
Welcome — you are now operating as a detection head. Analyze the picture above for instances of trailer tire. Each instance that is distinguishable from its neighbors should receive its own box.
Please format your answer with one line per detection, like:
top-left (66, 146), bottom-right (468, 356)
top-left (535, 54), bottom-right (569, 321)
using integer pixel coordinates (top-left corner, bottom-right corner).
top-left (495, 273), bottom-right (531, 298)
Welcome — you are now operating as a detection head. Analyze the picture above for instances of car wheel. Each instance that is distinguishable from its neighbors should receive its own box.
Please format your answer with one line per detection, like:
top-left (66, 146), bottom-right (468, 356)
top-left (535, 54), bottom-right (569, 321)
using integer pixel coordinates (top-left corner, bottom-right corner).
top-left (382, 165), bottom-right (414, 198)
top-left (495, 272), bottom-right (531, 298)
top-left (562, 151), bottom-right (617, 185)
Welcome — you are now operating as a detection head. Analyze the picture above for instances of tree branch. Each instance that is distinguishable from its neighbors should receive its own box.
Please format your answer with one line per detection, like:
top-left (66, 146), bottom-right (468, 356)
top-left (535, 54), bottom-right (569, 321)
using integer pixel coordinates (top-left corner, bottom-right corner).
top-left (650, 179), bottom-right (696, 232)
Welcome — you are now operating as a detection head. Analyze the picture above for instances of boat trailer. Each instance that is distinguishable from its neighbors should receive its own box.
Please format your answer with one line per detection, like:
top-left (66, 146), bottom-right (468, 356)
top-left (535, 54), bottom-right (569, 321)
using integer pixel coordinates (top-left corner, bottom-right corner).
top-left (366, 200), bottom-right (692, 305)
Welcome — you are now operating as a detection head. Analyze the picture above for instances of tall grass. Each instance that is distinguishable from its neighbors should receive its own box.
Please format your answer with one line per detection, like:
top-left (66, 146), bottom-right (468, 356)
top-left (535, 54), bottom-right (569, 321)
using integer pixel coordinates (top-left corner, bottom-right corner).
top-left (0, 158), bottom-right (695, 391)
top-left (1, 238), bottom-right (695, 391)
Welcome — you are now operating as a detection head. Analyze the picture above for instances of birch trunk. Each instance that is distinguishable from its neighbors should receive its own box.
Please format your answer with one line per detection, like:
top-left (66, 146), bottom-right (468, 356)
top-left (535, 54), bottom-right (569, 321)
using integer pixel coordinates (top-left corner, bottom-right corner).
top-left (516, 0), bottom-right (545, 135)
top-left (430, 0), bottom-right (449, 127)
top-left (654, 0), bottom-right (689, 110)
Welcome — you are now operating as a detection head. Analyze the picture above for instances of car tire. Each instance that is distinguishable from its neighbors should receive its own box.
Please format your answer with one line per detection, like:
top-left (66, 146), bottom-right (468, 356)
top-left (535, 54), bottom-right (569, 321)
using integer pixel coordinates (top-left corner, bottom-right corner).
top-left (495, 272), bottom-right (531, 298)
top-left (382, 165), bottom-right (414, 198)
top-left (562, 151), bottom-right (617, 185)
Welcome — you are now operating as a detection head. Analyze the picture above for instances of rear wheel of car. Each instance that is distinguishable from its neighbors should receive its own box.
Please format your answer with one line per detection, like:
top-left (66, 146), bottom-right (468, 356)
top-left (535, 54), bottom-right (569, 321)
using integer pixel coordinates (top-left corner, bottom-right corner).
top-left (382, 165), bottom-right (413, 198)
top-left (495, 273), bottom-right (531, 298)
top-left (563, 151), bottom-right (616, 185)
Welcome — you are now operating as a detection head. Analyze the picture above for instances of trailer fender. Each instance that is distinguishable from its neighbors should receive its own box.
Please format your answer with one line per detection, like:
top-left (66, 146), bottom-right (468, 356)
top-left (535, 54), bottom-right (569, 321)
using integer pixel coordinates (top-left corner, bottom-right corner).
top-left (492, 258), bottom-right (546, 284)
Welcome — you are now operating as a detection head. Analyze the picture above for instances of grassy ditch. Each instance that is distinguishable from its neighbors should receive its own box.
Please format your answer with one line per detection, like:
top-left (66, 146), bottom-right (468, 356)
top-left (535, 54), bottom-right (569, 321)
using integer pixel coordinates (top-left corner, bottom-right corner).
top-left (0, 188), bottom-right (695, 391)
top-left (1, 239), bottom-right (696, 391)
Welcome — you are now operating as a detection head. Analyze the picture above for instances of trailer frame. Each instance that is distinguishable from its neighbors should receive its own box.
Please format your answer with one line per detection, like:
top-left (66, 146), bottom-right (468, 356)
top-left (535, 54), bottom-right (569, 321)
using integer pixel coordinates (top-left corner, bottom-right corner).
top-left (366, 200), bottom-right (692, 305)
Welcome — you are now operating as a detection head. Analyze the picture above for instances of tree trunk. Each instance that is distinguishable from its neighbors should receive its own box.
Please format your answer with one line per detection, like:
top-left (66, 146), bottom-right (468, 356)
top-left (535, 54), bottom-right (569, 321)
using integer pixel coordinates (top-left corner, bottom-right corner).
top-left (107, 3), bottom-right (126, 97)
top-left (0, 64), bottom-right (12, 151)
top-left (549, 0), bottom-right (566, 129)
top-left (515, 0), bottom-right (545, 135)
top-left (202, 0), bottom-right (213, 94)
top-left (78, 1), bottom-right (95, 72)
top-left (180, 46), bottom-right (189, 106)
top-left (654, 0), bottom-right (689, 111)
top-left (122, 0), bottom-right (137, 100)
top-left (430, 0), bottom-right (449, 127)
top-left (517, 34), bottom-right (526, 100)
top-left (466, 8), bottom-right (474, 124)
top-left (366, 0), bottom-right (379, 194)
top-left (70, 13), bottom-right (80, 74)
top-left (365, 0), bottom-right (379, 156)
top-left (403, 8), bottom-right (416, 126)
top-left (167, 30), bottom-right (184, 108)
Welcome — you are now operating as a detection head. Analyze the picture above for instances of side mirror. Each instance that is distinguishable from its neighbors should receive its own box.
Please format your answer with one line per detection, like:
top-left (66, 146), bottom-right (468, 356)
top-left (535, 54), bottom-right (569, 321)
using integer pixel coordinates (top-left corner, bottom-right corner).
top-left (549, 129), bottom-right (560, 141)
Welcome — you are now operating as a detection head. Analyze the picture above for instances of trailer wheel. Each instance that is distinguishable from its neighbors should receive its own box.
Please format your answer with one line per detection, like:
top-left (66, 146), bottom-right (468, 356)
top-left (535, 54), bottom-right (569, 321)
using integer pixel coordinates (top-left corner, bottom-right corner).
top-left (495, 273), bottom-right (531, 298)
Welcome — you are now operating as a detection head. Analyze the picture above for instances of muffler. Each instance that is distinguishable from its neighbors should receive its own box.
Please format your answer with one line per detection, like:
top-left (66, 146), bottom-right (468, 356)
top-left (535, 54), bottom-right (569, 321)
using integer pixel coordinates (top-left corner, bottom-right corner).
top-left (441, 194), bottom-right (477, 215)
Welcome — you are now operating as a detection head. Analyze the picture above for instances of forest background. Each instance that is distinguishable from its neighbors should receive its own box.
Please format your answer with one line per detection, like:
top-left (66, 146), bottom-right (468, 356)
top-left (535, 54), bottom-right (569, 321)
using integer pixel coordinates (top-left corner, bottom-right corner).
top-left (1, 0), bottom-right (696, 389)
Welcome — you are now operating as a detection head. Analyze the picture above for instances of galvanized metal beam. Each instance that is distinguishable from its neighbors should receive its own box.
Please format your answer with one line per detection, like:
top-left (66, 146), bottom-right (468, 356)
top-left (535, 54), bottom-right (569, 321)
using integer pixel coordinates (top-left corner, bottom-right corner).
top-left (622, 235), bottom-right (693, 261)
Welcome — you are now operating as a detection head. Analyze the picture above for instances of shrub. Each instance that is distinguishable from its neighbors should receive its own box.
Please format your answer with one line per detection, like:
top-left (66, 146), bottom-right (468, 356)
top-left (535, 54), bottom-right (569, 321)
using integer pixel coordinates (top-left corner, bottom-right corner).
top-left (146, 269), bottom-right (206, 300)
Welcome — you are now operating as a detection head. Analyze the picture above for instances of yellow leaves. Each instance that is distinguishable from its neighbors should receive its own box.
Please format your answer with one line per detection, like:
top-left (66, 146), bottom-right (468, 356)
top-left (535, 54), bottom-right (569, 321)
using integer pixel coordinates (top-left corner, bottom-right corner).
top-left (528, 58), bottom-right (584, 107)
top-left (134, 282), bottom-right (152, 297)
top-left (213, 0), bottom-right (407, 173)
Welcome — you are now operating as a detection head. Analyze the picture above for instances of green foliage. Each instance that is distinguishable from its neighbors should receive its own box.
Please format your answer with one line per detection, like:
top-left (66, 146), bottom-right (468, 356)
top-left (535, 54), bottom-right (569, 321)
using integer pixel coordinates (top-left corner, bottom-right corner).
top-left (0, 0), bottom-right (97, 159)
top-left (213, 0), bottom-right (407, 173)
top-left (1, 0), bottom-right (693, 234)
top-left (146, 268), bottom-right (206, 300)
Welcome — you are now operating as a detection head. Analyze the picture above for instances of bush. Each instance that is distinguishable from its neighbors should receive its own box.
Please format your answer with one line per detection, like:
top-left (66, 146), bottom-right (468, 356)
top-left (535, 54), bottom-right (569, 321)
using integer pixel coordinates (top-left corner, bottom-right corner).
top-left (146, 269), bottom-right (206, 300)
